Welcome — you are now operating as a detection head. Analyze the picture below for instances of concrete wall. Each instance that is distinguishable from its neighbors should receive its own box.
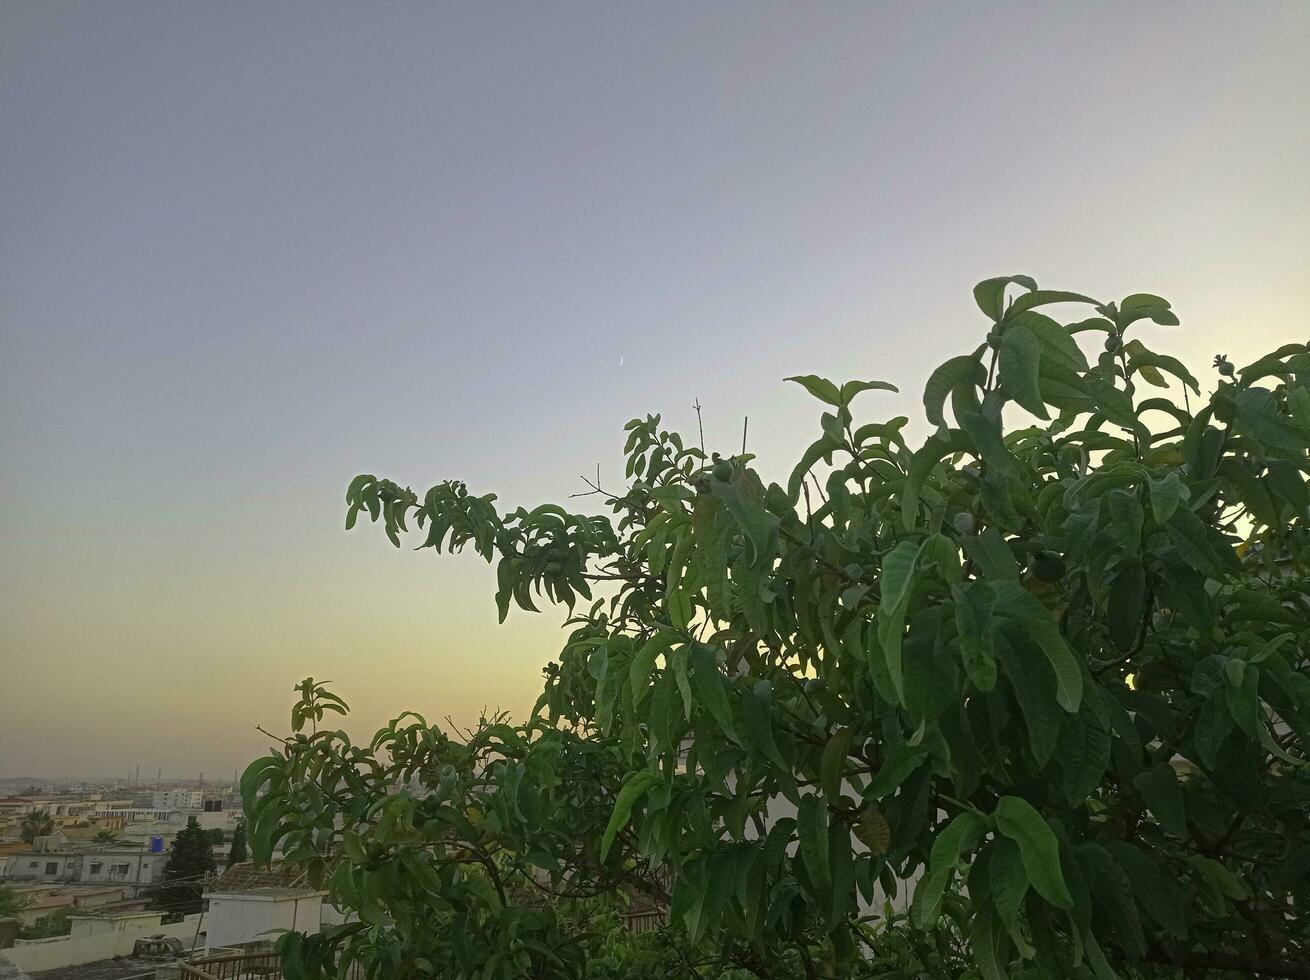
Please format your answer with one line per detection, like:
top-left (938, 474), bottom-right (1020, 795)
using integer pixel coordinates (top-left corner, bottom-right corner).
top-left (68, 911), bottom-right (165, 939)
top-left (3, 854), bottom-right (73, 883)
top-left (0, 913), bottom-right (202, 973)
top-left (77, 850), bottom-right (165, 886)
top-left (1, 849), bottom-right (164, 886)
top-left (204, 892), bottom-right (323, 950)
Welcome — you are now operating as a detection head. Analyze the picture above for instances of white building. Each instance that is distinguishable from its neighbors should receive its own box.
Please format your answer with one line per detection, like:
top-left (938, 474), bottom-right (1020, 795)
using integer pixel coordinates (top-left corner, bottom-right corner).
top-left (2, 845), bottom-right (167, 887)
top-left (153, 789), bottom-right (204, 810)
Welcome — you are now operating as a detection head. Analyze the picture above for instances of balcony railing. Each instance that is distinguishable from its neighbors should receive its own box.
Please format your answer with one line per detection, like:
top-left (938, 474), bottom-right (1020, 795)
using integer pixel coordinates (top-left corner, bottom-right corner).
top-left (181, 952), bottom-right (368, 980)
top-left (179, 952), bottom-right (282, 979)
top-left (178, 910), bottom-right (668, 979)
top-left (621, 907), bottom-right (669, 933)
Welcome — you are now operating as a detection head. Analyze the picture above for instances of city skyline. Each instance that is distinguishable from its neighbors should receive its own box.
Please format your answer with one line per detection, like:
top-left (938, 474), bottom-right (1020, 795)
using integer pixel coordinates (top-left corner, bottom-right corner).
top-left (3, 2), bottom-right (1309, 777)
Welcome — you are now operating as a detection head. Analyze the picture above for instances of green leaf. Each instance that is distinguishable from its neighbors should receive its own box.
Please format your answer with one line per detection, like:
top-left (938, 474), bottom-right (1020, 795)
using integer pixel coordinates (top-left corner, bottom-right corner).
top-left (1165, 507), bottom-right (1240, 579)
top-left (974, 275), bottom-right (1038, 321)
top-left (1132, 764), bottom-right (1186, 838)
top-left (1085, 376), bottom-right (1143, 432)
top-left (1188, 855), bottom-right (1251, 901)
top-left (968, 905), bottom-right (1010, 980)
top-left (902, 428), bottom-right (973, 530)
top-left (929, 810), bottom-right (988, 872)
top-left (866, 742), bottom-right (928, 799)
top-left (629, 632), bottom-right (674, 707)
top-left (1234, 387), bottom-right (1310, 451)
top-left (993, 582), bottom-right (1082, 712)
top-left (820, 728), bottom-right (856, 800)
top-left (1107, 560), bottom-right (1146, 653)
top-left (666, 583), bottom-right (693, 629)
top-left (600, 770), bottom-right (660, 860)
top-left (910, 867), bottom-right (952, 929)
top-left (1266, 459), bottom-right (1309, 512)
top-left (996, 633), bottom-right (1063, 768)
top-left (1012, 310), bottom-right (1091, 372)
top-left (994, 796), bottom-right (1073, 909)
top-left (798, 794), bottom-right (831, 894)
top-left (1192, 688), bottom-right (1235, 768)
top-left (962, 528), bottom-right (1021, 583)
top-left (953, 581), bottom-right (997, 691)
top-left (788, 435), bottom-right (839, 501)
top-left (710, 478), bottom-right (779, 570)
top-left (1006, 289), bottom-right (1101, 318)
top-left (923, 355), bottom-right (986, 428)
top-left (1116, 293), bottom-right (1179, 328)
top-left (1106, 841), bottom-right (1188, 940)
top-left (785, 375), bottom-right (842, 406)
top-left (1146, 471), bottom-right (1188, 525)
top-left (990, 836), bottom-right (1031, 941)
top-left (876, 540), bottom-right (923, 703)
top-left (741, 681), bottom-right (788, 769)
top-left (839, 379), bottom-right (899, 403)
top-left (1083, 843), bottom-right (1146, 960)
top-left (1059, 703), bottom-right (1111, 806)
top-left (998, 322), bottom-right (1049, 418)
top-left (911, 869), bottom-right (953, 932)
top-left (1123, 339), bottom-right (1200, 394)
top-left (690, 643), bottom-right (737, 740)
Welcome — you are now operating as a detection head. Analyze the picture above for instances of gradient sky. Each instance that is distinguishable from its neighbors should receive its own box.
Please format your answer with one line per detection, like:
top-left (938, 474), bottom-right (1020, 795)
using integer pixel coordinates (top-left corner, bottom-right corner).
top-left (1, 2), bottom-right (1307, 779)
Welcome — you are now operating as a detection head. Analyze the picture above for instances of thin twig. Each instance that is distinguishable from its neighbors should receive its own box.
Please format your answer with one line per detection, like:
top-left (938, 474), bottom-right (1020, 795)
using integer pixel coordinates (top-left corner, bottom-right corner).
top-left (255, 725), bottom-right (291, 745)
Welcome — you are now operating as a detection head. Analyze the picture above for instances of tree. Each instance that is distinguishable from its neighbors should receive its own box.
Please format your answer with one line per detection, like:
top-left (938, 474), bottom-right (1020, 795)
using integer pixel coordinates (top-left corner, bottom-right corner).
top-left (204, 827), bottom-right (225, 845)
top-left (246, 278), bottom-right (1310, 979)
top-left (158, 816), bottom-right (216, 915)
top-left (226, 822), bottom-right (248, 866)
top-left (19, 907), bottom-right (71, 940)
top-left (0, 884), bottom-right (27, 920)
top-left (19, 811), bottom-right (53, 844)
top-left (93, 829), bottom-right (117, 843)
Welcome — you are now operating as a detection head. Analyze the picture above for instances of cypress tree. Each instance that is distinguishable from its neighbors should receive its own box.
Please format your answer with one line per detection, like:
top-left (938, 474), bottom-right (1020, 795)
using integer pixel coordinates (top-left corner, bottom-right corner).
top-left (157, 816), bottom-right (216, 915)
top-left (226, 822), bottom-right (248, 866)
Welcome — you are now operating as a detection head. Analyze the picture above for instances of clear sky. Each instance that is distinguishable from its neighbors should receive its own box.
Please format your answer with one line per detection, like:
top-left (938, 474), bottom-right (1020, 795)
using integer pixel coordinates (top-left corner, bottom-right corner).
top-left (1, 1), bottom-right (1306, 779)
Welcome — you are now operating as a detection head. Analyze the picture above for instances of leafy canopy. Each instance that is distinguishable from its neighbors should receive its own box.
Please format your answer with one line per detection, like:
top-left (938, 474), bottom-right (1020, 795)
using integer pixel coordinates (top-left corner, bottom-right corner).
top-left (246, 278), bottom-right (1310, 979)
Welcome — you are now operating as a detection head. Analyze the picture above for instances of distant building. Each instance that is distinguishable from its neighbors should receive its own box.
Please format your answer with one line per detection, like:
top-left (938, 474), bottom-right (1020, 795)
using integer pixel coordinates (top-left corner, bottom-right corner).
top-left (0, 883), bottom-right (147, 927)
top-left (152, 789), bottom-right (203, 811)
top-left (2, 845), bottom-right (166, 888)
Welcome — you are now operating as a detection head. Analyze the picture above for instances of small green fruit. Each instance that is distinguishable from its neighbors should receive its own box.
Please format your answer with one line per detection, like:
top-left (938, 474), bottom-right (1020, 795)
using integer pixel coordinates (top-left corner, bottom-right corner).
top-left (712, 460), bottom-right (733, 482)
top-left (1104, 335), bottom-right (1122, 352)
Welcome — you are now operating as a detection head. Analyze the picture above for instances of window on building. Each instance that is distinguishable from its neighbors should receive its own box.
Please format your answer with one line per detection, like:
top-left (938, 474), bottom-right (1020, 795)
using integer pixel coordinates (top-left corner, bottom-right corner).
top-left (29, 861), bottom-right (38, 868)
top-left (115, 863), bottom-right (130, 875)
top-left (89, 862), bottom-right (102, 874)
top-left (45, 862), bottom-right (58, 875)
